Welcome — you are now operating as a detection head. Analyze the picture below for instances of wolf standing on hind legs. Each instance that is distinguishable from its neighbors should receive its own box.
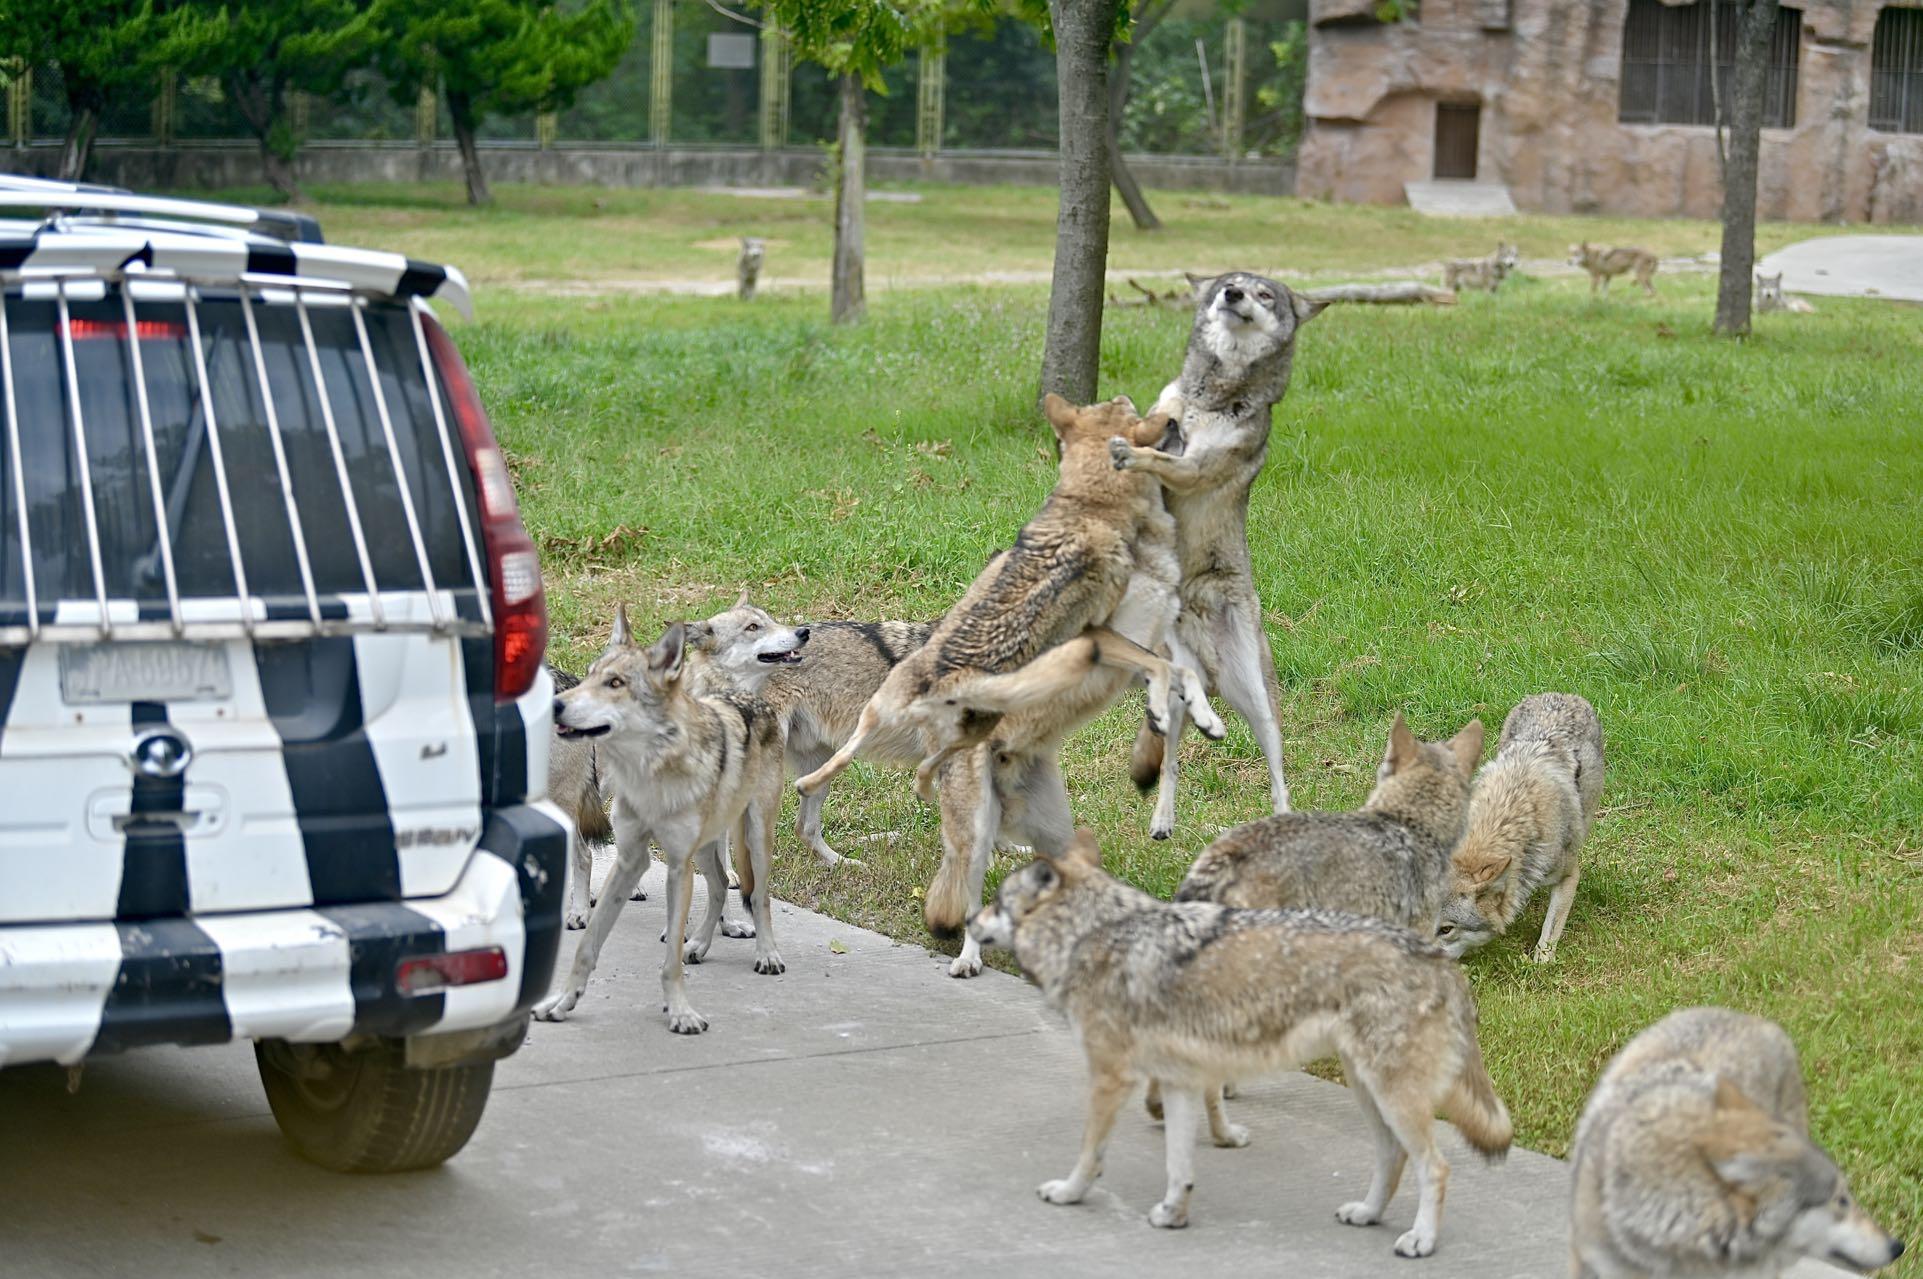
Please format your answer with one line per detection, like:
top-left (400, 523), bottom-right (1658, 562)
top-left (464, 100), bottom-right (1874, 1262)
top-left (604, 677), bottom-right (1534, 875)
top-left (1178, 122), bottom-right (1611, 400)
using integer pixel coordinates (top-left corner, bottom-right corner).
top-left (1110, 271), bottom-right (1324, 836)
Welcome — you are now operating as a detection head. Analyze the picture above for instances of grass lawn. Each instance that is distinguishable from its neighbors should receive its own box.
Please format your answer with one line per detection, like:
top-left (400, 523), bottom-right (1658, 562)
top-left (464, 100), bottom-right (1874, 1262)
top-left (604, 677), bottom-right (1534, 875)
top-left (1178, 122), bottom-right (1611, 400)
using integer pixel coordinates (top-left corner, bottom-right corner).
top-left (258, 183), bottom-right (1920, 1265)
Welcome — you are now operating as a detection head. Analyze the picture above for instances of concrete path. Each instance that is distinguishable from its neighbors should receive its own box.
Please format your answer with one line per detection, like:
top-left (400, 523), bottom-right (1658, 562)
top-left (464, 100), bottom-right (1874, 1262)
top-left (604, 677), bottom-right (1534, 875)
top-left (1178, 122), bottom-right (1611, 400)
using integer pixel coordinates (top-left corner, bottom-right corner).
top-left (0, 860), bottom-right (1847, 1278)
top-left (1757, 235), bottom-right (1923, 302)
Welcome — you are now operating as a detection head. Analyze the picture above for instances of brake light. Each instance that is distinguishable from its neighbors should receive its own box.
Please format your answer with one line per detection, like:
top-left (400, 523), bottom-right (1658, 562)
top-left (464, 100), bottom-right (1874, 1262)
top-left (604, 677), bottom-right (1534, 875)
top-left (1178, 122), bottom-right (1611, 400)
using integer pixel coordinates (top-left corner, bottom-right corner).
top-left (396, 946), bottom-right (509, 996)
top-left (66, 317), bottom-right (188, 341)
top-left (423, 315), bottom-right (548, 704)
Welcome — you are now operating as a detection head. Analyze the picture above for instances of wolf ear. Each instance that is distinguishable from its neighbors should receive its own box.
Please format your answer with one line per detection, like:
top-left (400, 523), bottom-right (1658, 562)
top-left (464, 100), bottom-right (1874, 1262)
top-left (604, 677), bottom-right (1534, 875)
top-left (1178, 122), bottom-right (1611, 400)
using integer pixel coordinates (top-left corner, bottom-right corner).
top-left (733, 587), bottom-right (752, 609)
top-left (1041, 392), bottom-right (1078, 438)
top-left (1448, 719), bottom-right (1486, 775)
top-left (1384, 713), bottom-right (1419, 773)
top-left (646, 622), bottom-right (687, 682)
top-left (1463, 850), bottom-right (1510, 887)
top-left (1184, 270), bottom-right (1217, 300)
top-left (1059, 828), bottom-right (1103, 871)
top-left (1291, 290), bottom-right (1327, 326)
top-left (605, 603), bottom-right (633, 653)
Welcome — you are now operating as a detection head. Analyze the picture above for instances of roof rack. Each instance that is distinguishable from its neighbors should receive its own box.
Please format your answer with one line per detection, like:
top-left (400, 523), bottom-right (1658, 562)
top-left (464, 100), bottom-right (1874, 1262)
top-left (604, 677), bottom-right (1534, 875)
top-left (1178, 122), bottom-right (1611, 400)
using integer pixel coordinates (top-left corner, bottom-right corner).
top-left (0, 175), bottom-right (325, 244)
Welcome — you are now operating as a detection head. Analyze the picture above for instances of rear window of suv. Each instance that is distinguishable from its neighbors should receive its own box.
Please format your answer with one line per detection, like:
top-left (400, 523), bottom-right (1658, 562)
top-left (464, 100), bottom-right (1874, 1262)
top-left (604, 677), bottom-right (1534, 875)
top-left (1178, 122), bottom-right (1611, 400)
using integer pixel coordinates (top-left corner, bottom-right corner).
top-left (0, 289), bottom-right (484, 626)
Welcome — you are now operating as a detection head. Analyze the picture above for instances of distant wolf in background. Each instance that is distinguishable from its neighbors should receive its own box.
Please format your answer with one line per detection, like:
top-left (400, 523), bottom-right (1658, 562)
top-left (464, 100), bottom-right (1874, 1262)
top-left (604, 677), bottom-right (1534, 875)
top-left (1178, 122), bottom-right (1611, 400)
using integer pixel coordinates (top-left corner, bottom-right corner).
top-left (536, 609), bottom-right (794, 1035)
top-left (1438, 693), bottom-right (1602, 963)
top-left (737, 237), bottom-right (766, 300)
top-left (970, 832), bottom-right (1511, 1255)
top-left (1150, 712), bottom-right (1482, 1127)
top-left (1756, 272), bottom-right (1815, 314)
top-left (1111, 271), bottom-right (1325, 836)
top-left (1569, 243), bottom-right (1658, 297)
top-left (1571, 1006), bottom-right (1904, 1278)
top-left (1443, 243), bottom-right (1520, 293)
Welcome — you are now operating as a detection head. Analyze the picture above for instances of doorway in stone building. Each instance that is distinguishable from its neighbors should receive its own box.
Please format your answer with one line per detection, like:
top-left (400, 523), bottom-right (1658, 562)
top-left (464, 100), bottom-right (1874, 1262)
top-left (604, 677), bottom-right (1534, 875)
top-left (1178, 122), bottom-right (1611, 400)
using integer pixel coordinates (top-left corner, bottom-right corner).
top-left (1434, 102), bottom-right (1481, 180)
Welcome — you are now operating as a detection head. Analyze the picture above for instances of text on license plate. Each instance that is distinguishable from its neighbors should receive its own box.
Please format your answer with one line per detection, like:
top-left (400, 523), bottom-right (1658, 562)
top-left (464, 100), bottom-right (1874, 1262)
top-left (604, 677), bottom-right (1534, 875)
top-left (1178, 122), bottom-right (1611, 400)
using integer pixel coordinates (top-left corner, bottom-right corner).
top-left (59, 642), bottom-right (235, 705)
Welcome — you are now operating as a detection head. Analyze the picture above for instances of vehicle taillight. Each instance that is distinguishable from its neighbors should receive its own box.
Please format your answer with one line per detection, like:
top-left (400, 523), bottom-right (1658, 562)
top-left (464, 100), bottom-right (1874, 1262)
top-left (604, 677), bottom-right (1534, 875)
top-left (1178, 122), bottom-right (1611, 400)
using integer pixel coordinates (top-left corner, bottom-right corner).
top-left (396, 946), bottom-right (509, 996)
top-left (65, 317), bottom-right (188, 341)
top-left (422, 315), bottom-right (548, 704)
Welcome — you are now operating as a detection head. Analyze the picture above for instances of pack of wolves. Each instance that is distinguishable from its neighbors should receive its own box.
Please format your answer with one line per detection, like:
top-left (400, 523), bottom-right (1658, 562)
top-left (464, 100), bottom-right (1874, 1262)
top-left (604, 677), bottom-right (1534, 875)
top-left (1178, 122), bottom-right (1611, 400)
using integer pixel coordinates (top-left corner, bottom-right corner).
top-left (531, 271), bottom-right (1901, 1272)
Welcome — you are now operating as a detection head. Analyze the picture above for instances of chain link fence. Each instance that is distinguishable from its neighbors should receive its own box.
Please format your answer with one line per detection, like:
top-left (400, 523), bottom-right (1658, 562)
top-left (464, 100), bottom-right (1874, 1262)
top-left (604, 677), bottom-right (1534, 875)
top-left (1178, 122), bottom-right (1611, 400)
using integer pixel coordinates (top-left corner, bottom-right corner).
top-left (5, 1), bottom-right (1304, 160)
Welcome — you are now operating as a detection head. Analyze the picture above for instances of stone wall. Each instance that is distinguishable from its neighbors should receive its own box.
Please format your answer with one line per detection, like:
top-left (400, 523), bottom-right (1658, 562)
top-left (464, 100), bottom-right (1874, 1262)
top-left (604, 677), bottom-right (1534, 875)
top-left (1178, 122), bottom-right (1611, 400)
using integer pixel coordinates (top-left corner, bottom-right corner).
top-left (1296, 0), bottom-right (1923, 223)
top-left (2, 143), bottom-right (1295, 199)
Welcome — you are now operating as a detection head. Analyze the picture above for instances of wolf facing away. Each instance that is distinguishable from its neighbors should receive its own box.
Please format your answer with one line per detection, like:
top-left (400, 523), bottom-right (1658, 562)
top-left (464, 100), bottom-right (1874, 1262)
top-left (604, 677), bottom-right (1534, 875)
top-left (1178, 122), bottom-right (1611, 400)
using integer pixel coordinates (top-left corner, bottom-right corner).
top-left (535, 611), bottom-right (791, 1035)
top-left (1438, 692), bottom-right (1603, 963)
top-left (1443, 243), bottom-right (1520, 293)
top-left (969, 832), bottom-right (1511, 1256)
top-left (1571, 1006), bottom-right (1904, 1278)
top-left (1570, 243), bottom-right (1659, 297)
top-left (1109, 271), bottom-right (1324, 836)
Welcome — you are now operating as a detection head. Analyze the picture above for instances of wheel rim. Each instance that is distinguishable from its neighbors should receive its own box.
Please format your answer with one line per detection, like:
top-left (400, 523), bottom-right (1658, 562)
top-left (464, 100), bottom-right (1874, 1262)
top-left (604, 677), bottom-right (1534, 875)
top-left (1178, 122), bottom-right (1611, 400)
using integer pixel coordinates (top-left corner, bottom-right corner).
top-left (285, 1052), bottom-right (359, 1115)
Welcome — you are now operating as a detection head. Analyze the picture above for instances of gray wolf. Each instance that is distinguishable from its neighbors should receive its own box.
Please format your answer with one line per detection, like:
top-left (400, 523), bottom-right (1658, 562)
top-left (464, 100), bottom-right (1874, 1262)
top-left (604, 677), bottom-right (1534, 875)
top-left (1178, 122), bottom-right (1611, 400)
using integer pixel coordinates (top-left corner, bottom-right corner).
top-left (1570, 243), bottom-right (1658, 296)
top-left (1438, 692), bottom-right (1602, 963)
top-left (1443, 243), bottom-right (1519, 293)
top-left (1756, 272), bottom-right (1815, 314)
top-left (1151, 712), bottom-right (1482, 1125)
top-left (534, 608), bottom-right (791, 1034)
top-left (1109, 271), bottom-right (1324, 837)
top-left (737, 236), bottom-right (765, 300)
top-left (795, 392), bottom-right (1220, 804)
top-left (969, 832), bottom-right (1511, 1255)
top-left (1571, 1006), bottom-right (1904, 1278)
top-left (553, 593), bottom-right (809, 931)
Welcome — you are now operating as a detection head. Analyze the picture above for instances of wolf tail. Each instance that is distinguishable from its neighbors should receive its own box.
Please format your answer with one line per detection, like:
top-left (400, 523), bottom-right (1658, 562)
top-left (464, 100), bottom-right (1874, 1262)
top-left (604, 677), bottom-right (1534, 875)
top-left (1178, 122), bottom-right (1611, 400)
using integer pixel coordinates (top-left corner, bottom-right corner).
top-left (924, 837), bottom-right (972, 940)
top-left (572, 758), bottom-right (614, 846)
top-left (1129, 717), bottom-right (1164, 793)
top-left (1444, 1023), bottom-right (1513, 1163)
top-left (728, 826), bottom-right (756, 910)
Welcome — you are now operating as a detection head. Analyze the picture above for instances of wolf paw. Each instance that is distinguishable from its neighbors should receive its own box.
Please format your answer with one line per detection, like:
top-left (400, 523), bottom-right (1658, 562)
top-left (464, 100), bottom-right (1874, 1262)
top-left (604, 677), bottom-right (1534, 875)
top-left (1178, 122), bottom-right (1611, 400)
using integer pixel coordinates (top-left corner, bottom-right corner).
top-left (532, 992), bottom-right (578, 1023)
top-left (1108, 437), bottom-right (1135, 470)
top-left (1211, 1122), bottom-right (1250, 1149)
top-left (683, 941), bottom-right (710, 965)
top-left (665, 1008), bottom-right (709, 1035)
top-left (753, 950), bottom-right (786, 975)
top-left (1531, 945), bottom-right (1559, 964)
top-left (948, 953), bottom-right (983, 978)
top-left (1149, 821), bottom-right (1173, 841)
top-left (1147, 1201), bottom-right (1190, 1229)
top-left (628, 886), bottom-right (648, 902)
top-left (1335, 1202), bottom-right (1381, 1227)
top-left (564, 908), bottom-right (589, 930)
top-left (1192, 704), bottom-right (1228, 741)
top-left (1037, 1179), bottom-right (1087, 1206)
top-left (1393, 1227), bottom-right (1436, 1258)
top-left (721, 919), bottom-right (756, 939)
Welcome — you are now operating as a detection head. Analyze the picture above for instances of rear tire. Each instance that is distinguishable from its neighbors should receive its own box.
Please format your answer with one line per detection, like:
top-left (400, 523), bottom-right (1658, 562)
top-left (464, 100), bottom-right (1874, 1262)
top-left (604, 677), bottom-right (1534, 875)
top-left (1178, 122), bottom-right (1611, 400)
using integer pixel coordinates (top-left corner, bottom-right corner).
top-left (255, 1041), bottom-right (494, 1173)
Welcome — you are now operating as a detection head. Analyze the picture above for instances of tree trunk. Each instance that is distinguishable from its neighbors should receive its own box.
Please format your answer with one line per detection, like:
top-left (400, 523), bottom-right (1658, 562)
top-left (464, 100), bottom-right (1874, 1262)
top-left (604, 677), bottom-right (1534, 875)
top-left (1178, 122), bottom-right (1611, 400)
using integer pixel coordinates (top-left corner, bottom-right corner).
top-left (446, 89), bottom-right (493, 208)
top-left (229, 75), bottom-right (303, 203)
top-left (1714, 0), bottom-right (1778, 337)
top-left (831, 72), bottom-right (866, 325)
top-left (1107, 34), bottom-right (1160, 231)
top-left (1040, 0), bottom-right (1121, 404)
top-left (58, 106), bottom-right (99, 183)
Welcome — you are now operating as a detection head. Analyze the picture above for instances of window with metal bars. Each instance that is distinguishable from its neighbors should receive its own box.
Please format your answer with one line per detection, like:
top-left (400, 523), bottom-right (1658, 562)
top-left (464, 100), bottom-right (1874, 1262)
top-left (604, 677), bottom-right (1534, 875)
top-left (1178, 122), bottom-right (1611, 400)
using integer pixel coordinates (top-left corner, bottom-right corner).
top-left (1618, 0), bottom-right (1801, 129)
top-left (1871, 6), bottom-right (1923, 132)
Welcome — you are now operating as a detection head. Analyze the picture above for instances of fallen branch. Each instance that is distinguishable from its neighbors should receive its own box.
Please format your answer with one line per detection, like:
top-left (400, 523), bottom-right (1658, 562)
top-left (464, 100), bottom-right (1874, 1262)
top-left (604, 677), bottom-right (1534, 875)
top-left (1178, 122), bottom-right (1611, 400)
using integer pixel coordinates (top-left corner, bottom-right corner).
top-left (1305, 282), bottom-right (1458, 307)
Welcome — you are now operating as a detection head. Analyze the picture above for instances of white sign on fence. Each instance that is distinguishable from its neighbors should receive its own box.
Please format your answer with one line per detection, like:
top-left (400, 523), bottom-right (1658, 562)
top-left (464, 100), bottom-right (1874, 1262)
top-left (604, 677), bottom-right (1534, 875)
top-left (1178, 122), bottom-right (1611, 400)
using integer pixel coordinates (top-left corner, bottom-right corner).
top-left (708, 34), bottom-right (756, 69)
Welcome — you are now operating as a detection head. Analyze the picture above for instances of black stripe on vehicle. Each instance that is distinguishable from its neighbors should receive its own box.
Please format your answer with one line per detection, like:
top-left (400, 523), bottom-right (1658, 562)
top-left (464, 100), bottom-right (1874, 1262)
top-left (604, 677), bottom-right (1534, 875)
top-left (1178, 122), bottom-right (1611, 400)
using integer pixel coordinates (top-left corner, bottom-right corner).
top-left (479, 806), bottom-right (568, 1010)
top-left (91, 919), bottom-right (232, 1056)
top-left (115, 701), bottom-right (192, 919)
top-left (314, 902), bottom-right (446, 1037)
top-left (255, 638), bottom-right (401, 905)
top-left (0, 647), bottom-right (23, 751)
top-left (461, 635), bottom-right (528, 806)
top-left (245, 243), bottom-right (300, 278)
top-left (0, 241), bottom-right (35, 270)
top-left (394, 259), bottom-right (448, 298)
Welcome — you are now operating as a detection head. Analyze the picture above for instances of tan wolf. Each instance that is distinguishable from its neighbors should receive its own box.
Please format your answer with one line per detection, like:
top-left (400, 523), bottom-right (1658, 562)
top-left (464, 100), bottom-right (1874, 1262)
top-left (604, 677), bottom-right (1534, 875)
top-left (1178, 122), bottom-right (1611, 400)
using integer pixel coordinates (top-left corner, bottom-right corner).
top-left (1571, 1006), bottom-right (1904, 1278)
top-left (795, 393), bottom-right (1221, 803)
top-left (1570, 243), bottom-right (1659, 296)
top-left (1443, 243), bottom-right (1520, 293)
top-left (1109, 271), bottom-right (1324, 836)
top-left (534, 610), bottom-right (790, 1035)
top-left (1756, 272), bottom-right (1816, 314)
top-left (1438, 692), bottom-right (1603, 963)
top-left (969, 832), bottom-right (1511, 1255)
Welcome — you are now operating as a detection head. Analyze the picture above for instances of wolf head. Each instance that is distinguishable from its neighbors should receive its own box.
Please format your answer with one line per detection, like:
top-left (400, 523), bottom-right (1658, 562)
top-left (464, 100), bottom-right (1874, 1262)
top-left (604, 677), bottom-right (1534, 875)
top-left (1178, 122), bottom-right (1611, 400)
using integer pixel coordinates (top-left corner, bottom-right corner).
top-left (1042, 392), bottom-right (1169, 473)
top-left (1182, 272), bottom-right (1322, 413)
top-left (1436, 739), bottom-right (1569, 957)
top-left (552, 607), bottom-right (690, 747)
top-left (1495, 243), bottom-right (1520, 275)
top-left (1363, 712), bottom-right (1483, 846)
top-left (967, 831), bottom-right (1104, 952)
top-left (1568, 242), bottom-right (1593, 267)
top-left (1701, 1079), bottom-right (1905, 1273)
top-left (739, 236), bottom-right (765, 268)
top-left (1757, 272), bottom-right (1786, 306)
top-left (683, 588), bottom-right (808, 693)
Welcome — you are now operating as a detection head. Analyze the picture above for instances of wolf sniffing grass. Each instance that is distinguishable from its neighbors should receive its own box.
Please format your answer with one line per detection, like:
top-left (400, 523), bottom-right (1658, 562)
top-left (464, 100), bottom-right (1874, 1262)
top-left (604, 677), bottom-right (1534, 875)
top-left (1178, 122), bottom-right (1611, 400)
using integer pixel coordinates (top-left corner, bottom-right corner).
top-left (1571, 1007), bottom-right (1905, 1278)
top-left (1438, 693), bottom-right (1604, 963)
top-left (1443, 243), bottom-right (1520, 293)
top-left (970, 832), bottom-right (1511, 1254)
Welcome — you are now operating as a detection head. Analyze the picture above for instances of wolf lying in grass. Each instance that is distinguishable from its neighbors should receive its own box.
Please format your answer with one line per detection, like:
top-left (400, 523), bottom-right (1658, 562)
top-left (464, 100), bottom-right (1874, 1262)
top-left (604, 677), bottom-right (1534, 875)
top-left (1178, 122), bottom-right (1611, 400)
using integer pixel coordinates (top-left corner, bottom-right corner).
top-left (970, 831), bottom-right (1511, 1255)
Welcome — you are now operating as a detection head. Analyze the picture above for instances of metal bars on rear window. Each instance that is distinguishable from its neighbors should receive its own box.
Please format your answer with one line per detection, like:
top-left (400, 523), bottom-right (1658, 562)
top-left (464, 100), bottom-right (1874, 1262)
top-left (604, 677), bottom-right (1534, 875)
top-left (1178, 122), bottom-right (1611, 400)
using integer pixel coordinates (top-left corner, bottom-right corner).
top-left (0, 280), bottom-right (492, 644)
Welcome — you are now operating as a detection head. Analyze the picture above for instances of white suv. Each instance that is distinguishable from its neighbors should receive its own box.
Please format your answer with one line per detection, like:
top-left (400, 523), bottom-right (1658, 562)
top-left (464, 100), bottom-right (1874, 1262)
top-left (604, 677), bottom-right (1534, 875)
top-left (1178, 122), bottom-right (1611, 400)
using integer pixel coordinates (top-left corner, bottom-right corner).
top-left (0, 176), bottom-right (568, 1172)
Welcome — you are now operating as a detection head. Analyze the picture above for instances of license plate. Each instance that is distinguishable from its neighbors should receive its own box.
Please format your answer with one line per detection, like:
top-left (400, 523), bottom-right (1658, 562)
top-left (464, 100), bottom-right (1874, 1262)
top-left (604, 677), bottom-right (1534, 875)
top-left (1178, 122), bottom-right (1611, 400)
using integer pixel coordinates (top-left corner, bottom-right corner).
top-left (60, 642), bottom-right (234, 705)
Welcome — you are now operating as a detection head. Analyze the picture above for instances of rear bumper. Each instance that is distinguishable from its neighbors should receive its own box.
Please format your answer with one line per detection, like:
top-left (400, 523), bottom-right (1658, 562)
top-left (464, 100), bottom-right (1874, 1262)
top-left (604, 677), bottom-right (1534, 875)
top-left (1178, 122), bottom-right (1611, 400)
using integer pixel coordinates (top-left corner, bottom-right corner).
top-left (0, 801), bottom-right (568, 1069)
